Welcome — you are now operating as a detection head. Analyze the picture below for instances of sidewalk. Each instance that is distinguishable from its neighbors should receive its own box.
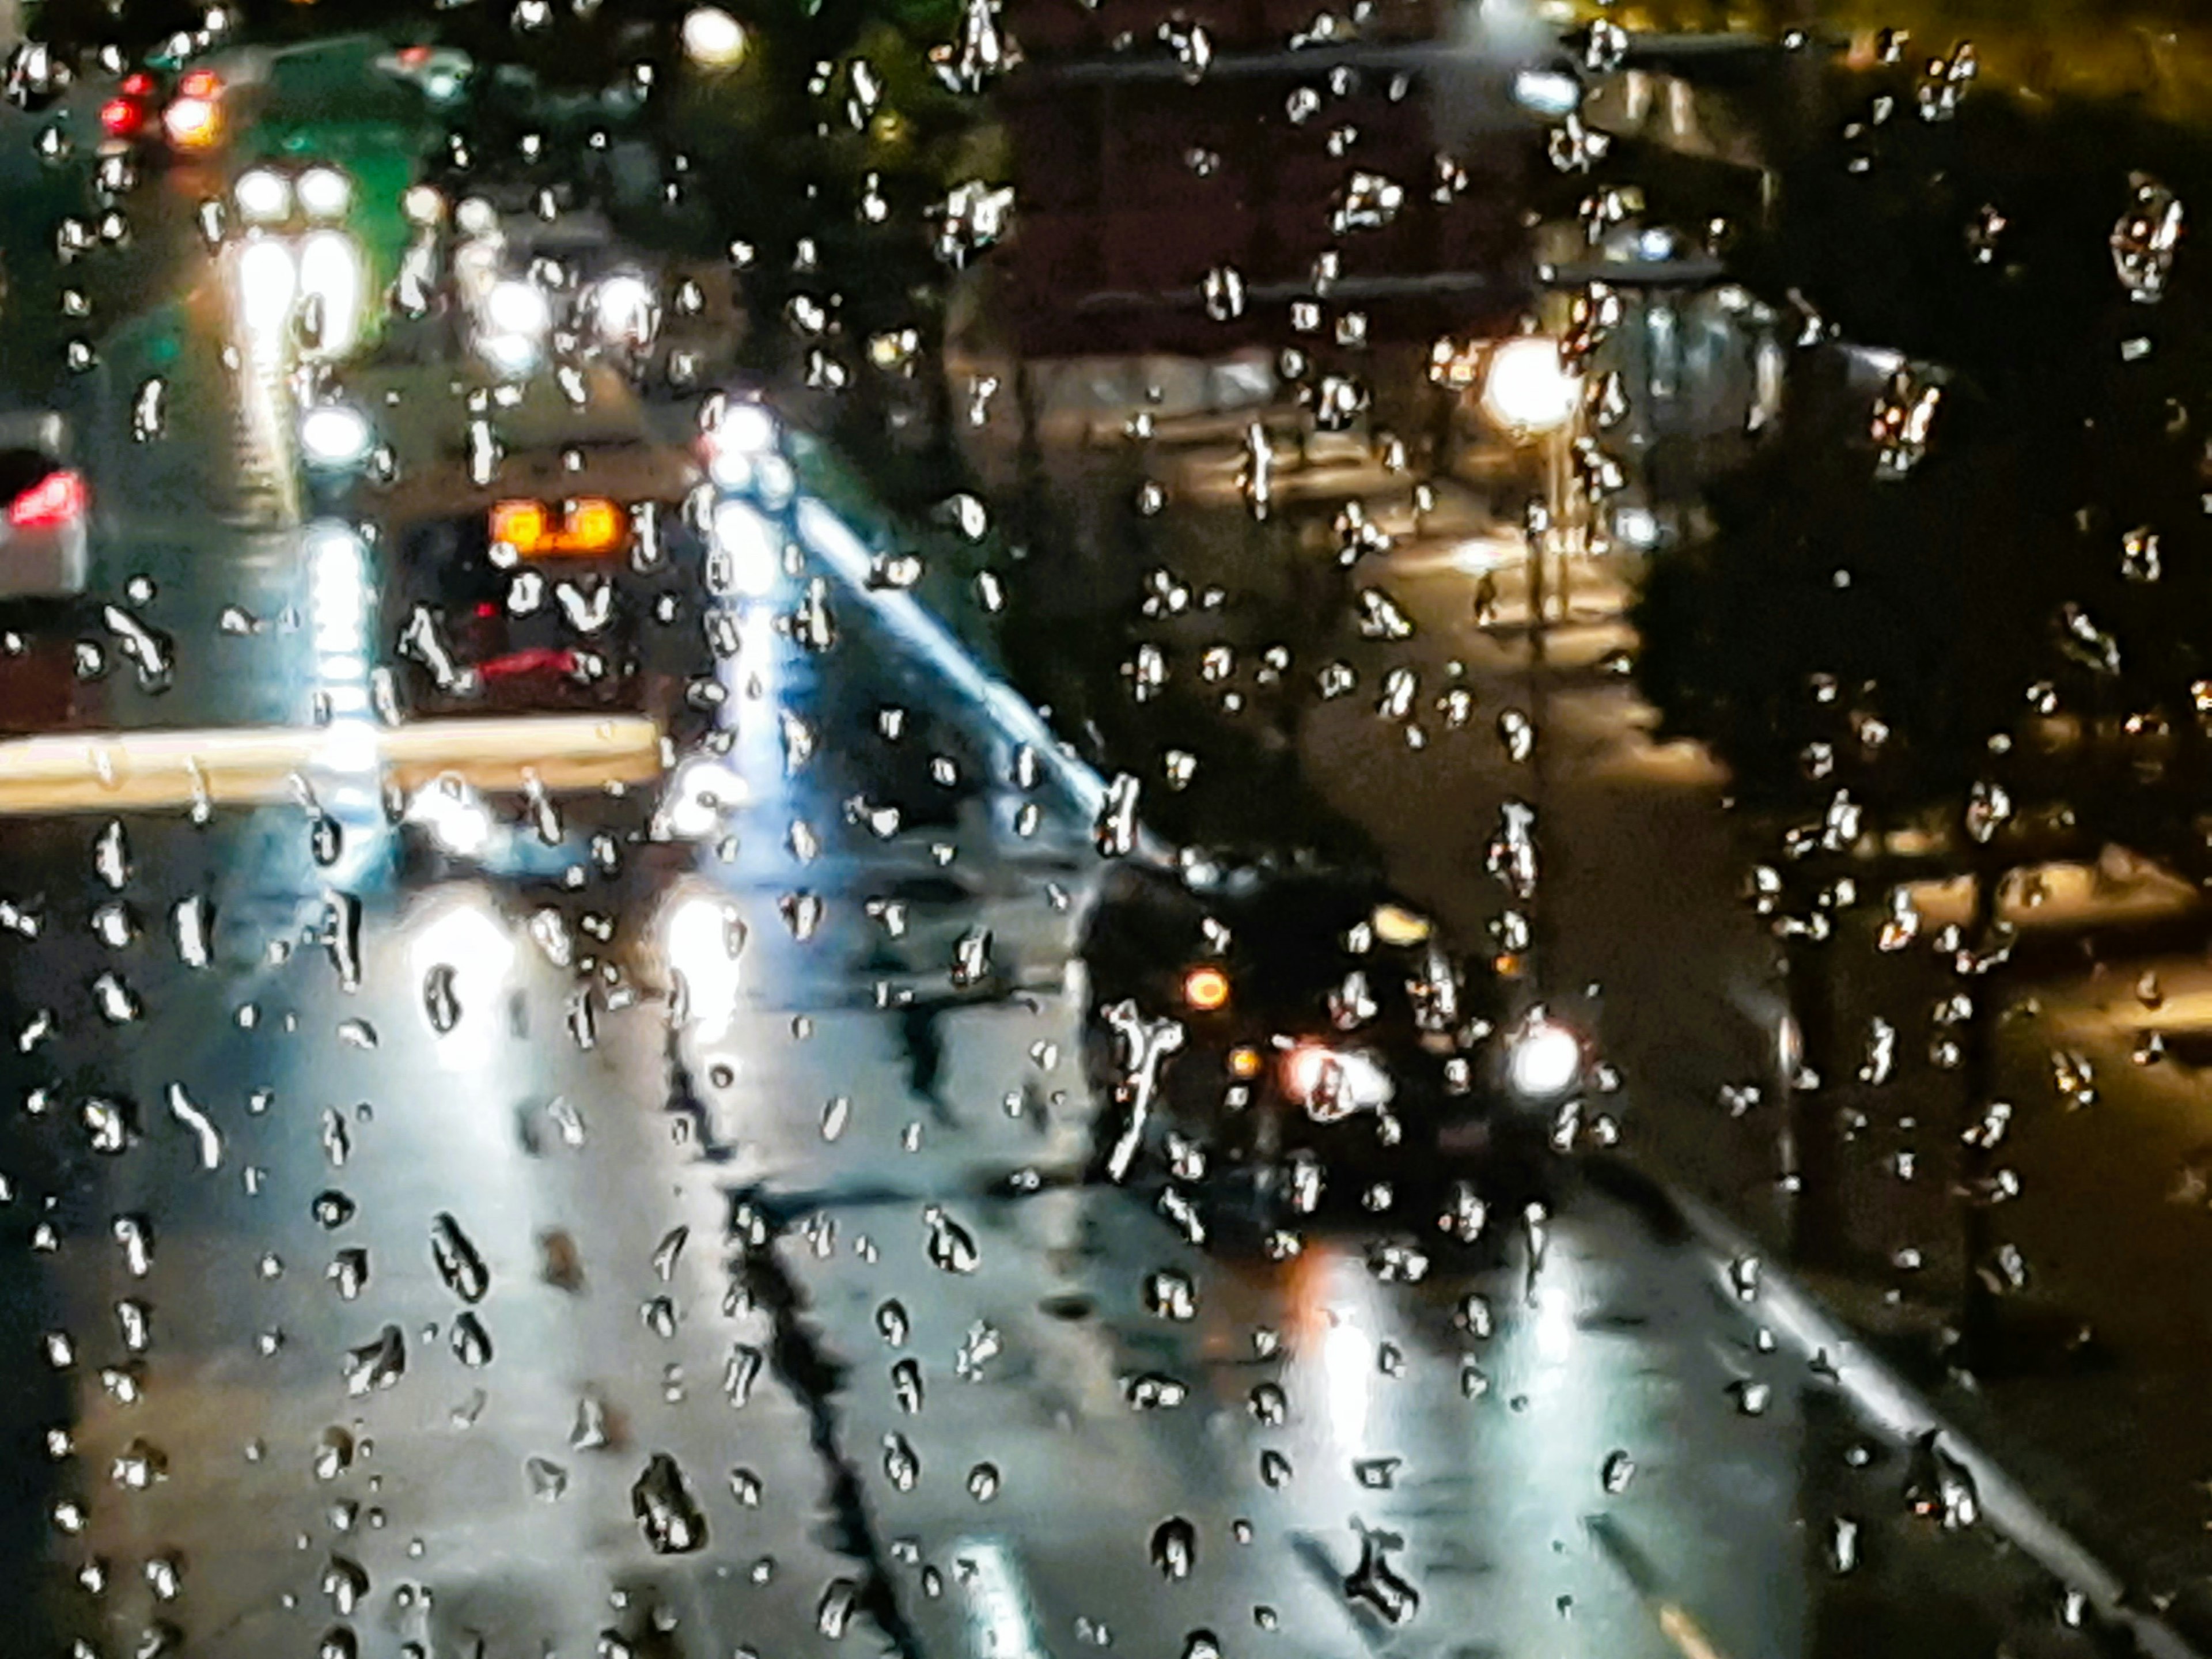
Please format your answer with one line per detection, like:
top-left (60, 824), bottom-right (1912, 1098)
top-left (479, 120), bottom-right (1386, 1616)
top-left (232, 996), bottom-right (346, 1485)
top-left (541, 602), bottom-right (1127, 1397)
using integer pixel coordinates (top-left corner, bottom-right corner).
top-left (1009, 406), bottom-right (2212, 1641)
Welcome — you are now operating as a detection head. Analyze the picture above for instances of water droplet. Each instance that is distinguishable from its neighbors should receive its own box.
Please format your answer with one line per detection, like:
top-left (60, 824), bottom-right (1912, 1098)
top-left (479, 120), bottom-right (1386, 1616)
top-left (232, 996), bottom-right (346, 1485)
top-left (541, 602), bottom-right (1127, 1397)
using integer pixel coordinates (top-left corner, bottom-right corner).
top-left (1127, 1372), bottom-right (1190, 1410)
top-left (723, 1343), bottom-right (763, 1408)
top-left (1152, 1516), bottom-right (1198, 1580)
top-left (922, 1206), bottom-right (979, 1274)
top-left (451, 1312), bottom-right (493, 1368)
top-left (132, 376), bottom-right (166, 441)
top-left (90, 972), bottom-right (140, 1024)
top-left (110, 1436), bottom-right (166, 1488)
top-left (1343, 1527), bottom-right (1419, 1623)
top-left (313, 1191), bottom-right (357, 1229)
top-left (422, 964), bottom-right (461, 1034)
top-left (320, 1554), bottom-right (368, 1615)
top-left (1601, 1450), bottom-right (1635, 1493)
top-left (2113, 173), bottom-right (2184, 302)
top-left (322, 892), bottom-right (363, 999)
top-left (1353, 1457), bottom-right (1400, 1489)
top-left (328, 1249), bottom-right (369, 1300)
top-left (955, 1321), bottom-right (1001, 1380)
top-left (81, 1096), bottom-right (134, 1153)
top-left (630, 1453), bottom-right (708, 1552)
top-left (882, 1431), bottom-right (921, 1491)
top-left (876, 1298), bottom-right (910, 1347)
top-left (430, 1214), bottom-right (490, 1304)
top-left (967, 1461), bottom-right (999, 1501)
top-left (526, 1455), bottom-right (569, 1501)
top-left (818, 1577), bottom-right (861, 1638)
top-left (890, 1355), bottom-right (925, 1415)
top-left (343, 1326), bottom-right (406, 1397)
top-left (164, 1082), bottom-right (222, 1169)
top-left (1146, 1269), bottom-right (1198, 1321)
top-left (1829, 1516), bottom-right (1859, 1574)
top-left (569, 1390), bottom-right (611, 1450)
top-left (313, 1428), bottom-right (354, 1482)
top-left (94, 820), bottom-right (129, 889)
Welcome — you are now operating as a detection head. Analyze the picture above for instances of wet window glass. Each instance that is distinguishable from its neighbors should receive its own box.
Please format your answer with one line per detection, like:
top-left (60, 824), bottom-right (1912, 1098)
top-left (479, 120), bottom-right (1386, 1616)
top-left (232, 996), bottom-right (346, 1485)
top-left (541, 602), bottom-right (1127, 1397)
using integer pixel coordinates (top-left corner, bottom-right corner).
top-left (5, 1), bottom-right (2212, 1655)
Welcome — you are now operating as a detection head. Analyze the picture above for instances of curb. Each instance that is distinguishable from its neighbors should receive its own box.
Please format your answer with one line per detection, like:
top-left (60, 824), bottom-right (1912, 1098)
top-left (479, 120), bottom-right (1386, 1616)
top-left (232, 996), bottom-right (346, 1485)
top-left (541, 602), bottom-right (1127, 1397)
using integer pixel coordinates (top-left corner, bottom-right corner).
top-left (1650, 1169), bottom-right (2202, 1659)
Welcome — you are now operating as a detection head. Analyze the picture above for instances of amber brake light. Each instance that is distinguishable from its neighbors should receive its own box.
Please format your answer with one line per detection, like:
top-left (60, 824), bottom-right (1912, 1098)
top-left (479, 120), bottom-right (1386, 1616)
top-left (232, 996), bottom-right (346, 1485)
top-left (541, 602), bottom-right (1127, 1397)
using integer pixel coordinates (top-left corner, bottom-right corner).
top-left (491, 497), bottom-right (628, 558)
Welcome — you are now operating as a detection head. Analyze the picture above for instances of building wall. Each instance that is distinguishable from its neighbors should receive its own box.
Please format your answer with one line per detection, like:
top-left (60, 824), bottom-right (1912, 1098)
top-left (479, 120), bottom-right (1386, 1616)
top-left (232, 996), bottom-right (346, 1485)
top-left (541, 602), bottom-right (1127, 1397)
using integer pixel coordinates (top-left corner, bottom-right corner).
top-left (998, 0), bottom-right (1534, 359)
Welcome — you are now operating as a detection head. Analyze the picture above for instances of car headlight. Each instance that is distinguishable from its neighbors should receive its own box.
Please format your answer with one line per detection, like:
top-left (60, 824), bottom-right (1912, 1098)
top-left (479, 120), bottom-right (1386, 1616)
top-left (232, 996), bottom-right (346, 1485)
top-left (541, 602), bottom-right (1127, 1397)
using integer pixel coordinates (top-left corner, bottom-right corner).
top-left (1281, 1044), bottom-right (1393, 1122)
top-left (658, 755), bottom-right (748, 840)
top-left (476, 329), bottom-right (542, 380)
top-left (483, 278), bottom-right (551, 339)
top-left (1506, 1012), bottom-right (1582, 1100)
top-left (296, 165), bottom-right (352, 222)
top-left (300, 404), bottom-right (373, 469)
top-left (234, 166), bottom-right (291, 225)
top-left (592, 274), bottom-right (660, 346)
top-left (407, 780), bottom-right (495, 857)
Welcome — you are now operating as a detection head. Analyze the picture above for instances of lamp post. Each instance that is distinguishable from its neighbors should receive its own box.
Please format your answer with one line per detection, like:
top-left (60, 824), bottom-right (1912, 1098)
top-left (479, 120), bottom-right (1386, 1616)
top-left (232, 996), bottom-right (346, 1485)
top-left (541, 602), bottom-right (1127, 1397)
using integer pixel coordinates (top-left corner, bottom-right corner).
top-left (1479, 335), bottom-right (1581, 661)
top-left (1478, 336), bottom-right (1582, 1044)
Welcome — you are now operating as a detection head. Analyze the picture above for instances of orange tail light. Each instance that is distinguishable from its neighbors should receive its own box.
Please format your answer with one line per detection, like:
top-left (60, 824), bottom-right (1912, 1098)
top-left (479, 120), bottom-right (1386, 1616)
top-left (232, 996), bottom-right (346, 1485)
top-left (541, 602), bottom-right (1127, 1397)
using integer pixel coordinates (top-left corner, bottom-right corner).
top-left (490, 497), bottom-right (627, 557)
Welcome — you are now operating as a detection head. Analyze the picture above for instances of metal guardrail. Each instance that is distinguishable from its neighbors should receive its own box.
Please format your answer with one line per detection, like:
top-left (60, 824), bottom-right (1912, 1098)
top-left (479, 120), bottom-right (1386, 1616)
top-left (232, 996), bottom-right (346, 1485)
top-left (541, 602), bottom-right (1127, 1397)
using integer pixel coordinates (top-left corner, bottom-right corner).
top-left (0, 713), bottom-right (664, 814)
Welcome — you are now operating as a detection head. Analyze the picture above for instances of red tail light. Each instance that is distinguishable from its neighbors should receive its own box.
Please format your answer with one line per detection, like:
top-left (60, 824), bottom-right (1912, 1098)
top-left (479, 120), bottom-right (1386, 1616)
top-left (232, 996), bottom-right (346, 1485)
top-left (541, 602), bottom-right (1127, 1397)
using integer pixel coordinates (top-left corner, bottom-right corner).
top-left (9, 470), bottom-right (85, 531)
top-left (99, 96), bottom-right (145, 138)
top-left (480, 647), bottom-right (578, 681)
top-left (176, 68), bottom-right (221, 100)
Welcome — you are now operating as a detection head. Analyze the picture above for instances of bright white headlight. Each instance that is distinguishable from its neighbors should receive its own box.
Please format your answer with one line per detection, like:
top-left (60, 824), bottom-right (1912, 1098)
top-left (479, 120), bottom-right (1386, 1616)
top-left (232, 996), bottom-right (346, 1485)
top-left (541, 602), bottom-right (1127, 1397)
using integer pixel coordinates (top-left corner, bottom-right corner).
top-left (483, 278), bottom-right (551, 338)
top-left (234, 167), bottom-right (291, 225)
top-left (1507, 1014), bottom-right (1582, 1099)
top-left (593, 273), bottom-right (660, 345)
top-left (300, 404), bottom-right (373, 468)
top-left (296, 165), bottom-right (351, 221)
top-left (661, 755), bottom-right (749, 839)
top-left (1282, 1044), bottom-right (1394, 1121)
top-left (476, 329), bottom-right (541, 379)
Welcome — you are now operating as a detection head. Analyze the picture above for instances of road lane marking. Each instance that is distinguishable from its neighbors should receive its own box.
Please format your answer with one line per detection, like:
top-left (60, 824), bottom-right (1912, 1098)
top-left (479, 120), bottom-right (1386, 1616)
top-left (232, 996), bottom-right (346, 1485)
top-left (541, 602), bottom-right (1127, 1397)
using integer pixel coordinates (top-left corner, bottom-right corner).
top-left (1584, 1514), bottom-right (1736, 1659)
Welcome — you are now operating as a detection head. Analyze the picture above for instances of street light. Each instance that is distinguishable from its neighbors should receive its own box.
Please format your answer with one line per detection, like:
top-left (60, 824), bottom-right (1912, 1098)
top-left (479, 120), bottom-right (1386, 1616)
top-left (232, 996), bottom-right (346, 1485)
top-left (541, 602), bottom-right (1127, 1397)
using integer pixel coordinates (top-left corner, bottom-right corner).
top-left (1480, 335), bottom-right (1582, 642)
top-left (681, 7), bottom-right (749, 68)
top-left (1480, 336), bottom-right (1579, 436)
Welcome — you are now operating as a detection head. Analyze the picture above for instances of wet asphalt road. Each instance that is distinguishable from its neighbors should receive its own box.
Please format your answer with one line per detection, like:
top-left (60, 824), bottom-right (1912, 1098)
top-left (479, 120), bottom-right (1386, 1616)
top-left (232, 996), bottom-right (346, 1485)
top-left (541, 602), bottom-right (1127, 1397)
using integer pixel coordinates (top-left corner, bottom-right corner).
top-left (0, 220), bottom-right (2165, 1659)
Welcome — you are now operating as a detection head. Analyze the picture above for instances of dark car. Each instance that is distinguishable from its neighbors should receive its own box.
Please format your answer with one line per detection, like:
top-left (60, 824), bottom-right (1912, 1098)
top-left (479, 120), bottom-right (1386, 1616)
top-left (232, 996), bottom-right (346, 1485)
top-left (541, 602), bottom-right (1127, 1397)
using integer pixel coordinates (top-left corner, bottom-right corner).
top-left (1080, 853), bottom-right (1549, 1232)
top-left (388, 498), bottom-right (666, 719)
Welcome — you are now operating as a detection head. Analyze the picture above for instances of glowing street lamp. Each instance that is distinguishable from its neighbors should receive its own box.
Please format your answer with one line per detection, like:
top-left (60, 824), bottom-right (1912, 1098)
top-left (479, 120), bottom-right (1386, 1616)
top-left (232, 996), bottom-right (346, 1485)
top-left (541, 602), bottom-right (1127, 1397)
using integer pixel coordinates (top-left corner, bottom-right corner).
top-left (681, 7), bottom-right (750, 68)
top-left (1480, 335), bottom-right (1580, 435)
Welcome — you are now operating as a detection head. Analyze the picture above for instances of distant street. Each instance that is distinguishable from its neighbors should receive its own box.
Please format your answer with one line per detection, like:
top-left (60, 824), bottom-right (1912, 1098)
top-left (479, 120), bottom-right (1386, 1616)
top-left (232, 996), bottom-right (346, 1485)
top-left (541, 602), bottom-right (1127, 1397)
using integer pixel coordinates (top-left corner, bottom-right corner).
top-left (0, 46), bottom-right (2194, 1659)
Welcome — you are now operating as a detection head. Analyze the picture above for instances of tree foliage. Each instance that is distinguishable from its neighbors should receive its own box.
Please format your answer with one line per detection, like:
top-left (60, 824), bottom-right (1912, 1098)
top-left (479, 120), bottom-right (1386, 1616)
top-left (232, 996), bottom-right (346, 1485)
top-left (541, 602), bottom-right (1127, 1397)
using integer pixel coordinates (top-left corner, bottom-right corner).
top-left (1635, 63), bottom-right (2212, 870)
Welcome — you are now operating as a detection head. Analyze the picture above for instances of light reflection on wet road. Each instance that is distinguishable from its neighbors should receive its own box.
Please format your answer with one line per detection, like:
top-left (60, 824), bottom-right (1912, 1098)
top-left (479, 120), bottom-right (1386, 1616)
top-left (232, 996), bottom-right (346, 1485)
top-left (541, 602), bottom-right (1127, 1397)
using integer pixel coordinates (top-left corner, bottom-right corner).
top-left (0, 270), bottom-right (2152, 1659)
